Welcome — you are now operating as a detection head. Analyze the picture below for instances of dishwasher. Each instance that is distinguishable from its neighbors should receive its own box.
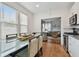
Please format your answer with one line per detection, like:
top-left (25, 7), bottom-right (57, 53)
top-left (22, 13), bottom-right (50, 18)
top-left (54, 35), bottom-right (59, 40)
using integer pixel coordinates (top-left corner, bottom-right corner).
top-left (63, 34), bottom-right (68, 52)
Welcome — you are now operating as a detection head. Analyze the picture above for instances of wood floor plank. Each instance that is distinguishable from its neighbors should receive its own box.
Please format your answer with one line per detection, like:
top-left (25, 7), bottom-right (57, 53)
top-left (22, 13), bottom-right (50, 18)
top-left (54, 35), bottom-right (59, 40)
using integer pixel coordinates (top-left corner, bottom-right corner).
top-left (42, 39), bottom-right (69, 57)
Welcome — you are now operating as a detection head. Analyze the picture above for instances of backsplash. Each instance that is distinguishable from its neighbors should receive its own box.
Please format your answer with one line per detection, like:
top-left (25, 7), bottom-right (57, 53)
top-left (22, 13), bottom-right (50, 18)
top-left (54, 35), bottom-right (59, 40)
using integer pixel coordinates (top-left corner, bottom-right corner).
top-left (64, 28), bottom-right (73, 32)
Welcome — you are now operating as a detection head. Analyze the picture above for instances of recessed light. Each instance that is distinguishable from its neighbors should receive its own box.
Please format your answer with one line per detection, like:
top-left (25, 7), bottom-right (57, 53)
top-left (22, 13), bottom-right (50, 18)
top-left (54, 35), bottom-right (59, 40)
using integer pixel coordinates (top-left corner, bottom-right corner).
top-left (35, 4), bottom-right (39, 8)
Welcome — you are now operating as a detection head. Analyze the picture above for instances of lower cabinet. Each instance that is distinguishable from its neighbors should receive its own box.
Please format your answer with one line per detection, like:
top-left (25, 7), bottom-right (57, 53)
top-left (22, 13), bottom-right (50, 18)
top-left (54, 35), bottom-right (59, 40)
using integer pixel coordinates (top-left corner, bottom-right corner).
top-left (38, 36), bottom-right (43, 50)
top-left (68, 36), bottom-right (79, 57)
top-left (29, 36), bottom-right (43, 57)
top-left (29, 38), bottom-right (38, 57)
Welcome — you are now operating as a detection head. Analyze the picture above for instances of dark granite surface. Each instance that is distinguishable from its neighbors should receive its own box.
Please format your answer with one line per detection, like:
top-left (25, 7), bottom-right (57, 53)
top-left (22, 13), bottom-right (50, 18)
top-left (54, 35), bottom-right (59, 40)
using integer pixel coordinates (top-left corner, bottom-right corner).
top-left (64, 33), bottom-right (79, 40)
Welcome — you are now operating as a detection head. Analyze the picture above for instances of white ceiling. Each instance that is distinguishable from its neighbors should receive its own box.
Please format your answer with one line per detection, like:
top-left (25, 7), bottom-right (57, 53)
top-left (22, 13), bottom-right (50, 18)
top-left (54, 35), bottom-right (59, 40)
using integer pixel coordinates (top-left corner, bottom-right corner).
top-left (19, 2), bottom-right (74, 14)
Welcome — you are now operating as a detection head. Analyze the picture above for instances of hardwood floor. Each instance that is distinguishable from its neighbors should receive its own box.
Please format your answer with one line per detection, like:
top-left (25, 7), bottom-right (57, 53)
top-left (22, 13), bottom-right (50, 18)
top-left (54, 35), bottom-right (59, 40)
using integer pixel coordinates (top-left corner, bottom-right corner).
top-left (42, 38), bottom-right (69, 57)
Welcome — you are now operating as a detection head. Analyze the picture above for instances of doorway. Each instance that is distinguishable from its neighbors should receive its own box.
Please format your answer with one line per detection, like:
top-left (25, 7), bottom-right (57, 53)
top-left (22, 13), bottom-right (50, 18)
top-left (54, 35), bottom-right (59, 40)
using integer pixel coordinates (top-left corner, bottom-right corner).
top-left (41, 17), bottom-right (61, 44)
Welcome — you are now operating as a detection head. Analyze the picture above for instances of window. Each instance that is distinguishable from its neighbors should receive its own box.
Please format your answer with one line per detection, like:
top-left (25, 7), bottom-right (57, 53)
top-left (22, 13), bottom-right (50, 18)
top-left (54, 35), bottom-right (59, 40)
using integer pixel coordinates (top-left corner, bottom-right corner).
top-left (0, 4), bottom-right (17, 39)
top-left (42, 22), bottom-right (51, 32)
top-left (0, 3), bottom-right (29, 55)
top-left (0, 3), bottom-right (28, 39)
top-left (2, 4), bottom-right (16, 24)
top-left (0, 3), bottom-right (2, 19)
top-left (20, 12), bottom-right (28, 34)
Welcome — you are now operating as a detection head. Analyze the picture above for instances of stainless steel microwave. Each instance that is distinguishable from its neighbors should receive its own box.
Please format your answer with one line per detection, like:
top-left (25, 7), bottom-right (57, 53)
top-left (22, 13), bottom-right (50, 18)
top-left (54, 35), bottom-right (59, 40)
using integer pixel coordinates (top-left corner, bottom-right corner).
top-left (69, 14), bottom-right (77, 25)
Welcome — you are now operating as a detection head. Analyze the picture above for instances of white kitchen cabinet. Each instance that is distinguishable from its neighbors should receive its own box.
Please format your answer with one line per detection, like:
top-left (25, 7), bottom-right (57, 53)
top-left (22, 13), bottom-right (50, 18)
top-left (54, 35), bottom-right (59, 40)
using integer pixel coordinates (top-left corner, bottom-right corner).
top-left (29, 38), bottom-right (38, 57)
top-left (68, 36), bottom-right (79, 57)
top-left (38, 36), bottom-right (43, 50)
top-left (29, 35), bottom-right (43, 57)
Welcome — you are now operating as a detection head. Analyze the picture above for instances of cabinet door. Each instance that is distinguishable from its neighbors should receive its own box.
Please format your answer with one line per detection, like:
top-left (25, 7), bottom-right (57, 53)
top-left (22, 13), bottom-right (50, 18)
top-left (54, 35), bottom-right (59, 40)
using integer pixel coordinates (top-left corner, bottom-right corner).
top-left (74, 40), bottom-right (79, 57)
top-left (68, 36), bottom-right (79, 57)
top-left (29, 38), bottom-right (38, 57)
top-left (39, 36), bottom-right (43, 50)
top-left (71, 38), bottom-right (79, 57)
top-left (68, 36), bottom-right (73, 56)
top-left (68, 37), bottom-right (75, 56)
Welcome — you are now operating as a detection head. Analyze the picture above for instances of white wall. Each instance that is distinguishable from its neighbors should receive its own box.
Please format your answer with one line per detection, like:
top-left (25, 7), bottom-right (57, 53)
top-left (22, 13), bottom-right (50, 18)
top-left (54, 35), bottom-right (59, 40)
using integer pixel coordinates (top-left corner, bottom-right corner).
top-left (33, 9), bottom-right (69, 32)
top-left (33, 9), bottom-right (70, 45)
top-left (3, 2), bottom-right (34, 34)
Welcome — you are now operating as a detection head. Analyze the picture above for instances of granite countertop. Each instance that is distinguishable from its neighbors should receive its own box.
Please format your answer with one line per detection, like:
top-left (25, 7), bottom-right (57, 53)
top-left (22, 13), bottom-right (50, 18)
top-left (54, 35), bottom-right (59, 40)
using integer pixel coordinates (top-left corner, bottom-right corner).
top-left (64, 33), bottom-right (79, 40)
top-left (0, 38), bottom-right (29, 57)
top-left (70, 35), bottom-right (79, 40)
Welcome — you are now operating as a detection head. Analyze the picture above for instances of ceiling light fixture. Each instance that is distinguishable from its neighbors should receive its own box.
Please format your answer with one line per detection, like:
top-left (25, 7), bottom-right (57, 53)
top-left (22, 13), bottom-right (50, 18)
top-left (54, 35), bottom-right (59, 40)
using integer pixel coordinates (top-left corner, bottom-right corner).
top-left (36, 4), bottom-right (39, 8)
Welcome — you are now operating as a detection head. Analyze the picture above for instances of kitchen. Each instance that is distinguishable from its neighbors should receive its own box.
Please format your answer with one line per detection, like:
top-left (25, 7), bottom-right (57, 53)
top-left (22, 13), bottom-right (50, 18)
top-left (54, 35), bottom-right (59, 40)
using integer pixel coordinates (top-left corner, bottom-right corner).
top-left (0, 2), bottom-right (79, 57)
